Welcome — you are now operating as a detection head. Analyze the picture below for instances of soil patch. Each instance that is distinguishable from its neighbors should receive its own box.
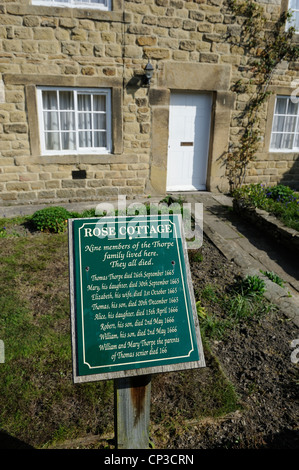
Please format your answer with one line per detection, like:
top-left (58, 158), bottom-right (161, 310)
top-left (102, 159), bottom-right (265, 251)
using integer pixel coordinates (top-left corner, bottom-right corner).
top-left (155, 235), bottom-right (299, 449)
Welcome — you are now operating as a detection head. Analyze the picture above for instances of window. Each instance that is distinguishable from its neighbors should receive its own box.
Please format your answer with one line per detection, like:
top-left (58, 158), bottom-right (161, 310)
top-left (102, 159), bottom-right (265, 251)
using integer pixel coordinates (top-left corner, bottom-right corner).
top-left (37, 87), bottom-right (112, 155)
top-left (287, 0), bottom-right (299, 32)
top-left (32, 0), bottom-right (111, 10)
top-left (270, 95), bottom-right (299, 151)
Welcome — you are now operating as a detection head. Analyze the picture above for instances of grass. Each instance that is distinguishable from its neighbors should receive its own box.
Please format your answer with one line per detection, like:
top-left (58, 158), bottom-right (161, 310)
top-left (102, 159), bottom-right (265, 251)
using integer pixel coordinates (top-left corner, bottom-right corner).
top-left (0, 215), bottom-right (242, 449)
top-left (0, 230), bottom-right (115, 448)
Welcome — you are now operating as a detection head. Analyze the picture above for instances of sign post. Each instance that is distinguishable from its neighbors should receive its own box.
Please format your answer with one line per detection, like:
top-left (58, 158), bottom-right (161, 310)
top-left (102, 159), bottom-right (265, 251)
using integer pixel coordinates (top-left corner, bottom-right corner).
top-left (69, 214), bottom-right (205, 448)
top-left (114, 374), bottom-right (151, 449)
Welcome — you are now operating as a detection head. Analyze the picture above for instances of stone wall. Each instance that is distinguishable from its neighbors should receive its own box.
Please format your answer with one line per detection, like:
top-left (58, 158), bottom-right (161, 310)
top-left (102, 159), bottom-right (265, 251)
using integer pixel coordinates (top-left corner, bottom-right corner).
top-left (0, 0), bottom-right (298, 207)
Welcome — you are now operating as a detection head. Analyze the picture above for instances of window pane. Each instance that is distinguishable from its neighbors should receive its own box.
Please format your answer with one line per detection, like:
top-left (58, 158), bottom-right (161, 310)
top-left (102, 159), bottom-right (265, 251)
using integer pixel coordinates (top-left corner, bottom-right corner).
top-left (42, 91), bottom-right (57, 110)
top-left (272, 115), bottom-right (285, 132)
top-left (45, 132), bottom-right (60, 150)
top-left (94, 131), bottom-right (106, 147)
top-left (294, 133), bottom-right (299, 148)
top-left (94, 94), bottom-right (106, 111)
top-left (93, 113), bottom-right (106, 130)
top-left (61, 132), bottom-right (76, 150)
top-left (287, 100), bottom-right (298, 116)
top-left (281, 133), bottom-right (294, 149)
top-left (270, 133), bottom-right (282, 149)
top-left (78, 113), bottom-right (92, 130)
top-left (275, 97), bottom-right (287, 114)
top-left (284, 116), bottom-right (296, 132)
top-left (59, 91), bottom-right (74, 111)
top-left (289, 0), bottom-right (299, 9)
top-left (61, 112), bottom-right (75, 131)
top-left (43, 111), bottom-right (59, 131)
top-left (78, 94), bottom-right (91, 111)
top-left (79, 131), bottom-right (92, 147)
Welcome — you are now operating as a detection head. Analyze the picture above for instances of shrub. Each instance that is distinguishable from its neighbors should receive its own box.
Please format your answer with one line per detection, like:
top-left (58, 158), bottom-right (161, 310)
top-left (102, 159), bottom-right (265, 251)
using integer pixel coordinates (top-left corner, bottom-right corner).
top-left (31, 207), bottom-right (71, 233)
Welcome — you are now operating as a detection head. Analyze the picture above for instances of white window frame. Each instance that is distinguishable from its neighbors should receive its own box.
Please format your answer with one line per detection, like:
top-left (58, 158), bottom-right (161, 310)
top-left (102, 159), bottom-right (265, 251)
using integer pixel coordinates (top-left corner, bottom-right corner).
top-left (287, 0), bottom-right (299, 33)
top-left (270, 95), bottom-right (299, 152)
top-left (32, 0), bottom-right (111, 11)
top-left (37, 87), bottom-right (112, 156)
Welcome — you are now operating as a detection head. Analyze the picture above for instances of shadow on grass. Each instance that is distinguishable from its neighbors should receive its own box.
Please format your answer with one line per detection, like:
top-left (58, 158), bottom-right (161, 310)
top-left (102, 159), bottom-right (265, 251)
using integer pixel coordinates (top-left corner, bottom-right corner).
top-left (0, 430), bottom-right (34, 449)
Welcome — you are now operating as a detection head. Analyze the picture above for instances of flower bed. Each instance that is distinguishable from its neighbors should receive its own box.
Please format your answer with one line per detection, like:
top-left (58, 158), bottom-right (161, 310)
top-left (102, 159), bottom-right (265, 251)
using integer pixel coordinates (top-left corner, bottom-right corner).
top-left (233, 184), bottom-right (299, 255)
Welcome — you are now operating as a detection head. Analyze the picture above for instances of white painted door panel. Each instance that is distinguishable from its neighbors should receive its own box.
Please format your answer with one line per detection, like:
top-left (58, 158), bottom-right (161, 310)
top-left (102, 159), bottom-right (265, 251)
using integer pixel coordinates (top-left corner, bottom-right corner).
top-left (167, 93), bottom-right (212, 191)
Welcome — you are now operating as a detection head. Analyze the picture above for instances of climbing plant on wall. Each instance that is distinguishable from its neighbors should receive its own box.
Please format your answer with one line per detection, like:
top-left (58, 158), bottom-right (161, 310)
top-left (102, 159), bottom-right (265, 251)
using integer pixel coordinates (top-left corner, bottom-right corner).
top-left (226, 0), bottom-right (299, 191)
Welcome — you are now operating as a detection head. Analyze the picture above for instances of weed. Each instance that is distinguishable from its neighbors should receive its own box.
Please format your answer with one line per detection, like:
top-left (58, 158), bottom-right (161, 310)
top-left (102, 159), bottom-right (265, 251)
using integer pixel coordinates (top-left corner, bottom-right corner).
top-left (232, 275), bottom-right (266, 298)
top-left (197, 274), bottom-right (273, 342)
top-left (201, 284), bottom-right (219, 303)
top-left (196, 301), bottom-right (231, 339)
top-left (191, 250), bottom-right (203, 263)
top-left (260, 270), bottom-right (285, 287)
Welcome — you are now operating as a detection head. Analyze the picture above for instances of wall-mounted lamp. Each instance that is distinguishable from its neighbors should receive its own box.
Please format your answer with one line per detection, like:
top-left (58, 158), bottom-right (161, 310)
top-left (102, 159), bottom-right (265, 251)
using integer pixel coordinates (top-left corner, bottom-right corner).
top-left (143, 59), bottom-right (154, 86)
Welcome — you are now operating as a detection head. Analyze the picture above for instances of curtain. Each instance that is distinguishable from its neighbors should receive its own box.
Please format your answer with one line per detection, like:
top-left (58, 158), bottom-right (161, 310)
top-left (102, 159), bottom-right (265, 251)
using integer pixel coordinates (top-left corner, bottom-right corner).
top-left (289, 0), bottom-right (299, 31)
top-left (271, 97), bottom-right (299, 150)
top-left (42, 89), bottom-right (108, 151)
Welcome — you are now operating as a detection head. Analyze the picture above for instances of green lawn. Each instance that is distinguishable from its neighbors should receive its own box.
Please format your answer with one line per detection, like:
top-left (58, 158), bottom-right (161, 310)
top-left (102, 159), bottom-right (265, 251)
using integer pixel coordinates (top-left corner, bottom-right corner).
top-left (0, 218), bottom-right (241, 449)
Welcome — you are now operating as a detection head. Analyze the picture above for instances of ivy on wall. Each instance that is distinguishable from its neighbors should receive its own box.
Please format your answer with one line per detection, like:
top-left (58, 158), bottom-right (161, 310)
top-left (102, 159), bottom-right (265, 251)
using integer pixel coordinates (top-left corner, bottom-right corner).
top-left (226, 0), bottom-right (299, 191)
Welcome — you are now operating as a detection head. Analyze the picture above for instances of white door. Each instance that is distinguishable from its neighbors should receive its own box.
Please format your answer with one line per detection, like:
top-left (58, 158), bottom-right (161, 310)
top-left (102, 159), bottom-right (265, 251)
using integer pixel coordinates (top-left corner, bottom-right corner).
top-left (166, 93), bottom-right (212, 191)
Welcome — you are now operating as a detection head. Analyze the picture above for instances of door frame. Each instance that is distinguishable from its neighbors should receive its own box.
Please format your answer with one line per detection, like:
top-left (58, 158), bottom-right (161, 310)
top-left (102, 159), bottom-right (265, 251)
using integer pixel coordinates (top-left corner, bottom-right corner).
top-left (166, 91), bottom-right (214, 192)
top-left (148, 63), bottom-right (235, 194)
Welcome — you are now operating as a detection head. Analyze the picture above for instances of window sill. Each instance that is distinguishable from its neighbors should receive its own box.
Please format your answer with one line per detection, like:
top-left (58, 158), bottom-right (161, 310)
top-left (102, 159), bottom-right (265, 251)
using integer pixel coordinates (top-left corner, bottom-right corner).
top-left (33, 154), bottom-right (117, 164)
top-left (269, 150), bottom-right (299, 154)
top-left (6, 3), bottom-right (123, 21)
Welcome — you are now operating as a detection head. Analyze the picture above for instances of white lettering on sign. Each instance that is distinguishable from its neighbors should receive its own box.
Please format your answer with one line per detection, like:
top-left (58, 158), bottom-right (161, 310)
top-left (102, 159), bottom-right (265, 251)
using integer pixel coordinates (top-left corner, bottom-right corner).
top-left (84, 223), bottom-right (172, 238)
top-left (84, 226), bottom-right (116, 237)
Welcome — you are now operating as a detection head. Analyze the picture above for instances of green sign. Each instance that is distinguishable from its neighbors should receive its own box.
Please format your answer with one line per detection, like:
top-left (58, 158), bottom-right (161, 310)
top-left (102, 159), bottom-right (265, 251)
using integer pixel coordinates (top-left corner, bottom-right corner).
top-left (69, 214), bottom-right (205, 383)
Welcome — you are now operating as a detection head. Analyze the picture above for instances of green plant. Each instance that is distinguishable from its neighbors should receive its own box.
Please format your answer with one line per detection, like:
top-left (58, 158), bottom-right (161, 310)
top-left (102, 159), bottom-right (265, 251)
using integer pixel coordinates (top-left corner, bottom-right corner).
top-left (261, 270), bottom-right (285, 287)
top-left (226, 1), bottom-right (299, 190)
top-left (30, 206), bottom-right (71, 233)
top-left (233, 275), bottom-right (266, 298)
top-left (233, 183), bottom-right (299, 231)
top-left (197, 301), bottom-right (230, 339)
top-left (0, 226), bottom-right (7, 238)
top-left (201, 284), bottom-right (219, 303)
top-left (196, 300), bottom-right (207, 320)
top-left (265, 184), bottom-right (296, 203)
top-left (233, 183), bottom-right (268, 207)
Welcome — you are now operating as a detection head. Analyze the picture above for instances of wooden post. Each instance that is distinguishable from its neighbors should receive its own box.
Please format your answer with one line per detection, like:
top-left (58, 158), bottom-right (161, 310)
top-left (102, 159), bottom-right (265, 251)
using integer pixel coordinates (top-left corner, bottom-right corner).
top-left (114, 375), bottom-right (151, 449)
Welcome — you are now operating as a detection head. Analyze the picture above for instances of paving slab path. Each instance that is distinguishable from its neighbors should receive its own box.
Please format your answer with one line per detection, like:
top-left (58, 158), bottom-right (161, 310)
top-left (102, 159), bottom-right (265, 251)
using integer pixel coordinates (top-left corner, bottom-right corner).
top-left (173, 192), bottom-right (299, 328)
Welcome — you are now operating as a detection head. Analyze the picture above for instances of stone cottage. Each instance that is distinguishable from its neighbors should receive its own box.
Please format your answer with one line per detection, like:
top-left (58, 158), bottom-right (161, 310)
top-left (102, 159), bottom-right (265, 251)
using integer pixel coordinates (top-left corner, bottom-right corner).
top-left (0, 0), bottom-right (298, 207)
